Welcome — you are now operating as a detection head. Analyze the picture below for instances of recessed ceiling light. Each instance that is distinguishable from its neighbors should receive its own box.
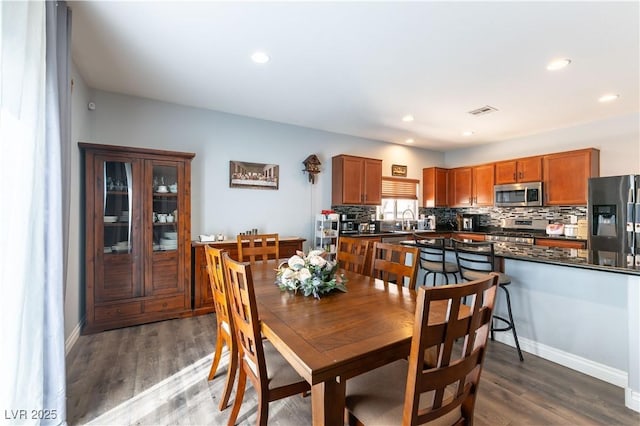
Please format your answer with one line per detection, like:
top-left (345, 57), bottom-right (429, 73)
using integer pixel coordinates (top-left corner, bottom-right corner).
top-left (402, 115), bottom-right (414, 122)
top-left (251, 51), bottom-right (270, 64)
top-left (462, 131), bottom-right (475, 136)
top-left (405, 138), bottom-right (414, 144)
top-left (598, 94), bottom-right (619, 103)
top-left (546, 58), bottom-right (571, 71)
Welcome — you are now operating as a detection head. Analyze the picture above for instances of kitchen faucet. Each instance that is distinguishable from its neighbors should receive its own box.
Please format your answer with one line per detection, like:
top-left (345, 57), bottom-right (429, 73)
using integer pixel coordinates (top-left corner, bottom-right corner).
top-left (402, 209), bottom-right (415, 231)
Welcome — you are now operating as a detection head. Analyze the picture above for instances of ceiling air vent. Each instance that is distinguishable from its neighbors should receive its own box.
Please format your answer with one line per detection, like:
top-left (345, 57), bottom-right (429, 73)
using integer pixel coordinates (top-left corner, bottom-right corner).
top-left (468, 105), bottom-right (499, 116)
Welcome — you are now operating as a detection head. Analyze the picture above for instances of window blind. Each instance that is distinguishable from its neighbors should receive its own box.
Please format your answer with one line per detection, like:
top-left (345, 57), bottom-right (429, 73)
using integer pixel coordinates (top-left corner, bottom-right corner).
top-left (381, 177), bottom-right (419, 200)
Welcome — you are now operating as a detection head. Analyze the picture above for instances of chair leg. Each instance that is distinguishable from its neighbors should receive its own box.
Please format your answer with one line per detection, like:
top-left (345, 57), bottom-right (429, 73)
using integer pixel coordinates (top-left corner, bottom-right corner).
top-left (227, 367), bottom-right (247, 426)
top-left (218, 337), bottom-right (238, 410)
top-left (256, 389), bottom-right (269, 426)
top-left (208, 326), bottom-right (225, 380)
top-left (422, 271), bottom-right (429, 287)
top-left (502, 285), bottom-right (524, 362)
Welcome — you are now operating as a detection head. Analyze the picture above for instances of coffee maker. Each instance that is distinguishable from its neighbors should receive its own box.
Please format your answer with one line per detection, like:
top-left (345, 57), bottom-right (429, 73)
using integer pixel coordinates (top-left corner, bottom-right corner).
top-left (339, 214), bottom-right (359, 234)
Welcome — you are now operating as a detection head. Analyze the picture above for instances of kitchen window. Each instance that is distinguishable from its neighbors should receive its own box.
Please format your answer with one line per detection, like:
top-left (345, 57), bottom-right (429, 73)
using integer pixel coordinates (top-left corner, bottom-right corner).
top-left (377, 177), bottom-right (419, 220)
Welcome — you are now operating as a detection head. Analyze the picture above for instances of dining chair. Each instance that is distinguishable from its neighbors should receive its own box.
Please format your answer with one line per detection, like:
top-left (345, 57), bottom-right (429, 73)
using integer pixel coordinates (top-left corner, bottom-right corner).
top-left (237, 233), bottom-right (279, 263)
top-left (337, 236), bottom-right (371, 274)
top-left (413, 234), bottom-right (459, 286)
top-left (452, 239), bottom-right (524, 361)
top-left (370, 241), bottom-right (419, 288)
top-left (222, 252), bottom-right (310, 426)
top-left (345, 273), bottom-right (500, 426)
top-left (204, 245), bottom-right (237, 411)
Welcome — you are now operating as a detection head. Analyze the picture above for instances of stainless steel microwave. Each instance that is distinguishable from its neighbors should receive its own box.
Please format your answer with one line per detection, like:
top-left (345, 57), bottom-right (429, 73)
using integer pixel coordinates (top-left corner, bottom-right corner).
top-left (494, 182), bottom-right (543, 207)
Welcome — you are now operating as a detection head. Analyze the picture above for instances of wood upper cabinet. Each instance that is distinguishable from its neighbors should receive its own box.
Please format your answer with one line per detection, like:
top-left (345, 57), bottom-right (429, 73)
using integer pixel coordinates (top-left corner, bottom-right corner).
top-left (422, 167), bottom-right (448, 207)
top-left (80, 143), bottom-right (195, 334)
top-left (473, 163), bottom-right (495, 206)
top-left (448, 164), bottom-right (494, 207)
top-left (543, 148), bottom-right (599, 205)
top-left (332, 155), bottom-right (382, 205)
top-left (495, 156), bottom-right (542, 184)
top-left (448, 167), bottom-right (473, 207)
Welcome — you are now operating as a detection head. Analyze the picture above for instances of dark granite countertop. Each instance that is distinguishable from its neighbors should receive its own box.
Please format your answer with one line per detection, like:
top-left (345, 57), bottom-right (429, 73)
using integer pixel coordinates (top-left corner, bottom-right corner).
top-left (346, 228), bottom-right (587, 243)
top-left (402, 239), bottom-right (640, 276)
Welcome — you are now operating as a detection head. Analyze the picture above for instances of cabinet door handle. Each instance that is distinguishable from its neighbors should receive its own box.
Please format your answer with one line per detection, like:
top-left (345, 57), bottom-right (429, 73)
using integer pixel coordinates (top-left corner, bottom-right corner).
top-left (513, 173), bottom-right (517, 181)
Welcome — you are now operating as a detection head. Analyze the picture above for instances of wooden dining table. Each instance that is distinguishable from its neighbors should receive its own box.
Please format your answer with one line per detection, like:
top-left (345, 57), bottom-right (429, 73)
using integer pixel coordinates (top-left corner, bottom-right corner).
top-left (248, 259), bottom-right (457, 426)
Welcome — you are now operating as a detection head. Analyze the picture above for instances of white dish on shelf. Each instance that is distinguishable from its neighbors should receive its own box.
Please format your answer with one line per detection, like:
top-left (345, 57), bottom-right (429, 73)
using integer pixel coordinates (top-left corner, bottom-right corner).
top-left (104, 216), bottom-right (118, 223)
top-left (546, 223), bottom-right (565, 236)
top-left (157, 185), bottom-right (168, 193)
top-left (164, 232), bottom-right (178, 240)
top-left (103, 246), bottom-right (112, 253)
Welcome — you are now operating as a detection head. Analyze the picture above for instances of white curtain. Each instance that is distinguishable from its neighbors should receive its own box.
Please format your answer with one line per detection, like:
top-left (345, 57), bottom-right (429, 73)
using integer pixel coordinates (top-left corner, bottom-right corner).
top-left (0, 1), bottom-right (68, 424)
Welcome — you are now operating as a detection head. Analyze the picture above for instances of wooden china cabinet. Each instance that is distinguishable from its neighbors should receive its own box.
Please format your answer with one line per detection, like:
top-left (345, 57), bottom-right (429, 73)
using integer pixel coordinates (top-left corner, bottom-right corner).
top-left (79, 143), bottom-right (195, 334)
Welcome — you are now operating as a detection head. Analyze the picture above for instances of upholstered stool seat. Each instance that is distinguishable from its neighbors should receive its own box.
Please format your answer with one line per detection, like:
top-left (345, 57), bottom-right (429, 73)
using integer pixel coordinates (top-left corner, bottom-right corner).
top-left (413, 235), bottom-right (459, 286)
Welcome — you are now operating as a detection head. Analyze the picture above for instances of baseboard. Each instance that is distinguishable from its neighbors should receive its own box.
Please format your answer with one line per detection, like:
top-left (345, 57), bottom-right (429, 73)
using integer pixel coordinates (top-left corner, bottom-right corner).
top-left (492, 333), bottom-right (628, 388)
top-left (65, 318), bottom-right (84, 356)
top-left (626, 388), bottom-right (640, 413)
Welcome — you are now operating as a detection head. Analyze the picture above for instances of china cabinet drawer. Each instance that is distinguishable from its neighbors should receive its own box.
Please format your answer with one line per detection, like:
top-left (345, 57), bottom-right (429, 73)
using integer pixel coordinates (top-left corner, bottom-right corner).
top-left (144, 295), bottom-right (185, 313)
top-left (95, 301), bottom-right (143, 322)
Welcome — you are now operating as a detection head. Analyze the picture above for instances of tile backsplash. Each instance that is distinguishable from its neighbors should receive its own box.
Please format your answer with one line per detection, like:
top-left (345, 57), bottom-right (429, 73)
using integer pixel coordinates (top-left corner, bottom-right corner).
top-left (332, 204), bottom-right (587, 229)
top-left (419, 205), bottom-right (588, 228)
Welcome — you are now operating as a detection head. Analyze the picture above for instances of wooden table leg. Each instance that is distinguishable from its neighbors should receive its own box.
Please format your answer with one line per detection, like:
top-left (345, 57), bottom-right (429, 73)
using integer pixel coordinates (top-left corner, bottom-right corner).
top-left (311, 378), bottom-right (345, 426)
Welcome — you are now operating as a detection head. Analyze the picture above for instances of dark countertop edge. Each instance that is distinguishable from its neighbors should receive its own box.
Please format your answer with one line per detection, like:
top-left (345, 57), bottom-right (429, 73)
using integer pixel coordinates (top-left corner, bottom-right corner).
top-left (400, 239), bottom-right (640, 277)
top-left (347, 230), bottom-right (587, 243)
top-left (497, 252), bottom-right (640, 276)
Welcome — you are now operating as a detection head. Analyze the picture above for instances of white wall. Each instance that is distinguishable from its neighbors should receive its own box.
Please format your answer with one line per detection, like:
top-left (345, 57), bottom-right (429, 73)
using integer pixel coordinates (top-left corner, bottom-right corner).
top-left (445, 113), bottom-right (640, 175)
top-left (64, 62), bottom-right (92, 343)
top-left (87, 90), bottom-right (445, 244)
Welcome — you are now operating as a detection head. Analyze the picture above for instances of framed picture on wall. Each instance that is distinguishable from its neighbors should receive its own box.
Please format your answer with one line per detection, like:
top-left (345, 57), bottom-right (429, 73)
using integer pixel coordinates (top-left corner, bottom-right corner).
top-left (391, 164), bottom-right (407, 177)
top-left (229, 160), bottom-right (279, 190)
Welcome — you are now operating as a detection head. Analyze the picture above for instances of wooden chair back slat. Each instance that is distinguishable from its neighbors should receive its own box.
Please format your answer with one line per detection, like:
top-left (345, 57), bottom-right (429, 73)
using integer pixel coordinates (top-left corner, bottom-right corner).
top-left (205, 245), bottom-right (232, 330)
top-left (223, 253), bottom-right (268, 386)
top-left (402, 273), bottom-right (499, 425)
top-left (337, 236), bottom-right (371, 274)
top-left (237, 233), bottom-right (280, 263)
top-left (370, 242), bottom-right (419, 287)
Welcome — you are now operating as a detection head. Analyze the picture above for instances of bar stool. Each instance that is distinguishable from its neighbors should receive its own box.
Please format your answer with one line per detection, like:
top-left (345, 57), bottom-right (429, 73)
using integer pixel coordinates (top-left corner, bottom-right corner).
top-left (412, 234), bottom-right (459, 286)
top-left (452, 239), bottom-right (524, 361)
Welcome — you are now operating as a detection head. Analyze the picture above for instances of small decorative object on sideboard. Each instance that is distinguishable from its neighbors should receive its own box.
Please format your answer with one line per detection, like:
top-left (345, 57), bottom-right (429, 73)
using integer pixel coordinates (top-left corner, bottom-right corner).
top-left (276, 250), bottom-right (347, 299)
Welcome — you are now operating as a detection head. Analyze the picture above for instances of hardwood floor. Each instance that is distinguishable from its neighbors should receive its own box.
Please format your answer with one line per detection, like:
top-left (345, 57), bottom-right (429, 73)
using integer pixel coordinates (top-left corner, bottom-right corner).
top-left (66, 315), bottom-right (639, 425)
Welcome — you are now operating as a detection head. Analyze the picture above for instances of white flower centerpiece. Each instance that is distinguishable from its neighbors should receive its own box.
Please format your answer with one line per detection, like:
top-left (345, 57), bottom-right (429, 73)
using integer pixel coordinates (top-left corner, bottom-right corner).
top-left (276, 249), bottom-right (347, 299)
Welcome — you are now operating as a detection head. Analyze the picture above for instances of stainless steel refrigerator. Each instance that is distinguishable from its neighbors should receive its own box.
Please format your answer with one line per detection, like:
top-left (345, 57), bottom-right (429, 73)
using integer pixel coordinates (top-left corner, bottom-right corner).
top-left (588, 175), bottom-right (640, 267)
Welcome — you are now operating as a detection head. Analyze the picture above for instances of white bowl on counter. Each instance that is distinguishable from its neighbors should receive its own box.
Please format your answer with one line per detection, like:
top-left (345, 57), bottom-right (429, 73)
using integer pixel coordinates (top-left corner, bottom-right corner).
top-left (564, 224), bottom-right (578, 237)
top-left (546, 223), bottom-right (565, 236)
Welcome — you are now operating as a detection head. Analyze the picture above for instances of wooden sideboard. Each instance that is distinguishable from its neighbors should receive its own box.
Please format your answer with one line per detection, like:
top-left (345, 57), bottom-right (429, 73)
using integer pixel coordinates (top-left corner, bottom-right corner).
top-left (191, 237), bottom-right (305, 315)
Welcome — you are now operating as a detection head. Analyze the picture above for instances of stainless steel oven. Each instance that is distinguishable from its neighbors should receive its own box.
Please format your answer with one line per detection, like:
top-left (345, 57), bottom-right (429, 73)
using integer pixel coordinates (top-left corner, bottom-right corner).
top-left (494, 182), bottom-right (543, 207)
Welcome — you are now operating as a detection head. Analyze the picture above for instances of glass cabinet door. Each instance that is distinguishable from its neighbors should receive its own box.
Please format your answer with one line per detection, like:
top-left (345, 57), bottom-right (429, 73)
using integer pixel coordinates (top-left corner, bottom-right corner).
top-left (152, 164), bottom-right (179, 252)
top-left (103, 161), bottom-right (133, 253)
top-left (97, 157), bottom-right (143, 302)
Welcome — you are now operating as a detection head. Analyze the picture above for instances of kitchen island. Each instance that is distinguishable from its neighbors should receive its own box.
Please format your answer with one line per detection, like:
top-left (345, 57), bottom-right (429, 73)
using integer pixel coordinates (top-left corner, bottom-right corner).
top-left (394, 234), bottom-right (639, 413)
